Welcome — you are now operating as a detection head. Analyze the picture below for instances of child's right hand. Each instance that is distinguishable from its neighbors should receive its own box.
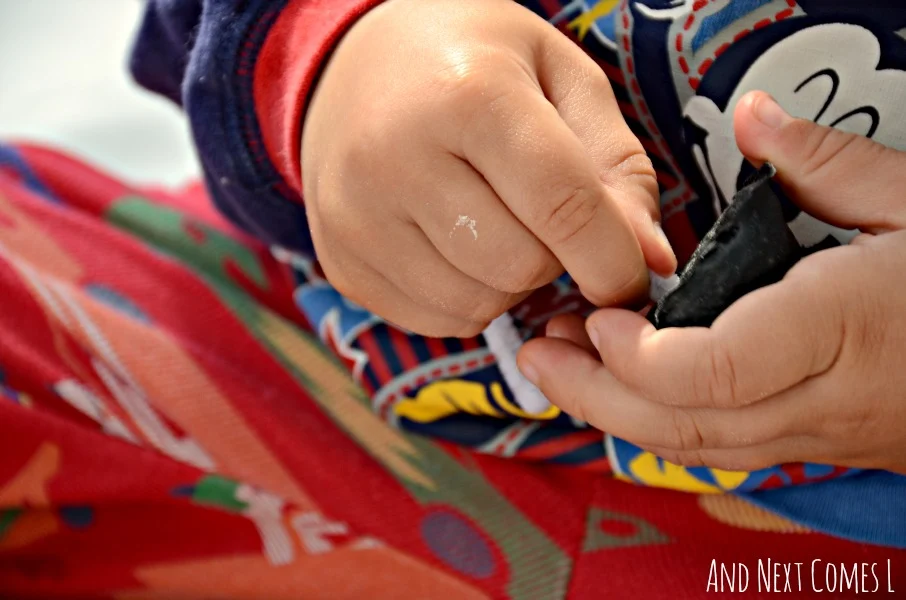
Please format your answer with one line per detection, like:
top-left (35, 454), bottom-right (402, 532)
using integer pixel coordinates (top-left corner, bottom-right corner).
top-left (301, 0), bottom-right (676, 337)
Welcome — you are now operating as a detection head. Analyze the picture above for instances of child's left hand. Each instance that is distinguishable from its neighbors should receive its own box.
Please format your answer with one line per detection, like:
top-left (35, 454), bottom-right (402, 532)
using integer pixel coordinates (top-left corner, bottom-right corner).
top-left (518, 91), bottom-right (906, 475)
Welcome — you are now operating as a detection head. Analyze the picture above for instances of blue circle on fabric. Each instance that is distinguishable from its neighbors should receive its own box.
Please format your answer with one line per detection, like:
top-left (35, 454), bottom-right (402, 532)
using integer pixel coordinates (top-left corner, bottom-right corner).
top-left (421, 511), bottom-right (495, 578)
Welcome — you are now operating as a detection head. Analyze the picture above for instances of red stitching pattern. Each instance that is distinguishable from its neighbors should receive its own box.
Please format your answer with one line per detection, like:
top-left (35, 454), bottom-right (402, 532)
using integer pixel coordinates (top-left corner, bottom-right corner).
top-left (492, 425), bottom-right (526, 455)
top-left (674, 1), bottom-right (799, 91)
top-left (236, 7), bottom-right (281, 168)
top-left (377, 353), bottom-right (498, 420)
top-left (618, 0), bottom-right (690, 208)
top-left (661, 188), bottom-right (695, 215)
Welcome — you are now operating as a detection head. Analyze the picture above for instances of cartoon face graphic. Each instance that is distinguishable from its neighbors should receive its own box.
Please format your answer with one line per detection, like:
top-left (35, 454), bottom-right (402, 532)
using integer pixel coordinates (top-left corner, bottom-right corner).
top-left (684, 23), bottom-right (906, 246)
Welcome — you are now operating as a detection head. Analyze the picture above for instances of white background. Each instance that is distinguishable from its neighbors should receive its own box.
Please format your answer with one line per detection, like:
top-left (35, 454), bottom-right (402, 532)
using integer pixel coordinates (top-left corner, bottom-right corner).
top-left (0, 0), bottom-right (200, 186)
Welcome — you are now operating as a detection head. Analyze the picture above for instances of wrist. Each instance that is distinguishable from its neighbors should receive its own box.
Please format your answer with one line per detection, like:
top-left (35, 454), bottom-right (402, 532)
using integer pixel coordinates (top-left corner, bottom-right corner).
top-left (254, 0), bottom-right (386, 196)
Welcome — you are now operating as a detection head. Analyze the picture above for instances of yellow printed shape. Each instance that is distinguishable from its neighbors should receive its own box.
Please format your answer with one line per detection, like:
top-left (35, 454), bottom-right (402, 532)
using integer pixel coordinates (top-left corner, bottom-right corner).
top-left (489, 383), bottom-right (561, 420)
top-left (711, 468), bottom-right (750, 491)
top-left (627, 451), bottom-right (749, 494)
top-left (395, 380), bottom-right (560, 424)
top-left (569, 0), bottom-right (620, 40)
top-left (396, 380), bottom-right (502, 422)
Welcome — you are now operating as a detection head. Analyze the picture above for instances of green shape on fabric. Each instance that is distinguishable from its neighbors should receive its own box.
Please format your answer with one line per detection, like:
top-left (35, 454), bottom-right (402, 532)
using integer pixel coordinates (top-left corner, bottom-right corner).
top-left (110, 195), bottom-right (324, 391)
top-left (279, 362), bottom-right (570, 597)
top-left (0, 508), bottom-right (22, 537)
top-left (107, 194), bottom-right (570, 598)
top-left (406, 437), bottom-right (571, 600)
top-left (262, 323), bottom-right (572, 598)
top-left (106, 196), bottom-right (267, 289)
top-left (583, 507), bottom-right (670, 552)
top-left (192, 475), bottom-right (248, 513)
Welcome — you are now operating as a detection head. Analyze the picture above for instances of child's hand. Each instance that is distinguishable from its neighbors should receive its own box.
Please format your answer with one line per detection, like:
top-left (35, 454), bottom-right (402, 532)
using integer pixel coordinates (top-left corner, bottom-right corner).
top-left (301, 0), bottom-right (675, 337)
top-left (519, 91), bottom-right (906, 475)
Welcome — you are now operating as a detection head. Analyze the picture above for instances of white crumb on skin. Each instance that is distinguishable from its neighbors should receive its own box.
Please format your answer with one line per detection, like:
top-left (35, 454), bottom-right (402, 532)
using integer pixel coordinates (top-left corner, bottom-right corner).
top-left (450, 215), bottom-right (478, 240)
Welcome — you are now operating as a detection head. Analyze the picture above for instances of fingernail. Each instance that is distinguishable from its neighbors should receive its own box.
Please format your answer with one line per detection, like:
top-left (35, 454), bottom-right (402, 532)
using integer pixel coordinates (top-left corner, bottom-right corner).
top-left (752, 93), bottom-right (790, 130)
top-left (653, 222), bottom-right (675, 258)
top-left (519, 358), bottom-right (540, 385)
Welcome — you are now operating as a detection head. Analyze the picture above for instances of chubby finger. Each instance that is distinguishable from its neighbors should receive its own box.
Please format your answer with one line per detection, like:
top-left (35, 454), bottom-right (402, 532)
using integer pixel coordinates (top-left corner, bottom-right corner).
top-left (537, 32), bottom-right (676, 276)
top-left (444, 71), bottom-right (649, 307)
top-left (734, 91), bottom-right (906, 233)
top-left (583, 267), bottom-right (845, 408)
top-left (410, 152), bottom-right (563, 293)
top-left (517, 337), bottom-right (801, 450)
top-left (353, 215), bottom-right (530, 327)
top-left (638, 436), bottom-right (828, 473)
top-left (317, 241), bottom-right (484, 338)
top-left (545, 313), bottom-right (596, 354)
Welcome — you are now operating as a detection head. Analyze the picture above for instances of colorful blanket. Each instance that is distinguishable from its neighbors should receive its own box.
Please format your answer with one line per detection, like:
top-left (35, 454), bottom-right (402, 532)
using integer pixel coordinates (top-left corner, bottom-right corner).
top-left (0, 142), bottom-right (903, 598)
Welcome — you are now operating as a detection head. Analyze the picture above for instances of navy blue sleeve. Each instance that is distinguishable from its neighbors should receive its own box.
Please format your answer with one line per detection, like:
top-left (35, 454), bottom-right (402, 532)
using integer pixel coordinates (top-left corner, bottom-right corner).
top-left (129, 0), bottom-right (202, 107)
top-left (128, 0), bottom-right (382, 255)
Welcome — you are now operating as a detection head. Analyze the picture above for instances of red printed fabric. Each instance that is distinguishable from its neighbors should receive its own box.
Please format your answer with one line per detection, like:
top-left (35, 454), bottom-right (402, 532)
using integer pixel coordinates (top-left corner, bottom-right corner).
top-left (0, 142), bottom-right (903, 598)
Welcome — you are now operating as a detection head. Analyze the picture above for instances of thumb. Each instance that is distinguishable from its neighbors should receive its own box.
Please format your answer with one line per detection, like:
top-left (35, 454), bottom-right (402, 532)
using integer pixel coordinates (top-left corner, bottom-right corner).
top-left (536, 30), bottom-right (677, 277)
top-left (734, 91), bottom-right (906, 234)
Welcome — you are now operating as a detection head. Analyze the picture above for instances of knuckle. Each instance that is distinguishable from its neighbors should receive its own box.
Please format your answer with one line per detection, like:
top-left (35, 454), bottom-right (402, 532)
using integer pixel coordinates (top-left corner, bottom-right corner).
top-left (826, 402), bottom-right (876, 441)
top-left (786, 255), bottom-right (851, 375)
top-left (542, 185), bottom-right (601, 246)
top-left (794, 124), bottom-right (862, 181)
top-left (848, 310), bottom-right (883, 370)
top-left (710, 453), bottom-right (772, 473)
top-left (441, 69), bottom-right (523, 155)
top-left (542, 360), bottom-right (601, 426)
top-left (437, 65), bottom-right (512, 120)
top-left (656, 446), bottom-right (774, 472)
top-left (692, 340), bottom-right (740, 407)
top-left (843, 271), bottom-right (887, 365)
top-left (464, 290), bottom-right (513, 324)
top-left (620, 151), bottom-right (658, 183)
top-left (651, 448), bottom-right (685, 466)
top-left (604, 151), bottom-right (660, 211)
top-left (433, 58), bottom-right (488, 97)
top-left (562, 388), bottom-right (592, 425)
top-left (669, 409), bottom-right (706, 452)
top-left (318, 197), bottom-right (360, 248)
top-left (673, 450), bottom-right (706, 468)
top-left (339, 121), bottom-right (390, 179)
top-left (490, 248), bottom-right (559, 293)
top-left (579, 266), bottom-right (647, 307)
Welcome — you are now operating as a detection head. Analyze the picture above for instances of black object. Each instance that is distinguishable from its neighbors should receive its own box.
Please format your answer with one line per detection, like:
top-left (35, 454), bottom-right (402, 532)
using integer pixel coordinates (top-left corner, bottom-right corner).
top-left (648, 163), bottom-right (803, 329)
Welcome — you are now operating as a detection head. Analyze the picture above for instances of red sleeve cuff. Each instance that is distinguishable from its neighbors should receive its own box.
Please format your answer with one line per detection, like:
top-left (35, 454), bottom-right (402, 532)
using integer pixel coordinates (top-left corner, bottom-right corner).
top-left (253, 0), bottom-right (385, 198)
